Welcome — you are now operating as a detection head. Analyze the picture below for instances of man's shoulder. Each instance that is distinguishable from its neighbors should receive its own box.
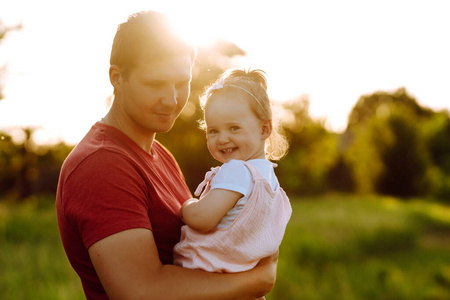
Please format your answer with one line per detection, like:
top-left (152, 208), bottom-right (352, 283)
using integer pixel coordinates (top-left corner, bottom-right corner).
top-left (61, 125), bottom-right (131, 179)
top-left (152, 140), bottom-right (178, 163)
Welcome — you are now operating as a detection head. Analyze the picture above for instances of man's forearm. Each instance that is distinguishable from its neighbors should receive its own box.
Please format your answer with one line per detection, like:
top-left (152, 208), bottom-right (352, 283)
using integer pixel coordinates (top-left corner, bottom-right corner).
top-left (147, 263), bottom-right (268, 300)
top-left (90, 228), bottom-right (276, 300)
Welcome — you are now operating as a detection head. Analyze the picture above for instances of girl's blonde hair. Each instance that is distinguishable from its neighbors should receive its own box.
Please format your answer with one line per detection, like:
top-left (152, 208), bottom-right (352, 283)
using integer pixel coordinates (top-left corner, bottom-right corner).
top-left (199, 69), bottom-right (289, 161)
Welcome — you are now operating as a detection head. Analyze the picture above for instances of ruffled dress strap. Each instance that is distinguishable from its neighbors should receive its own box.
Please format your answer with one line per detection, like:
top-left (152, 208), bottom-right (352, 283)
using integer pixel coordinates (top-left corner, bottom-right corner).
top-left (194, 166), bottom-right (221, 197)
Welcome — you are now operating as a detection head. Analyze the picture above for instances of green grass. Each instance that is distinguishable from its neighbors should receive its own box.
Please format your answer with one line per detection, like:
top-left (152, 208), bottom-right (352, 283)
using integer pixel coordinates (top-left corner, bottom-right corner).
top-left (267, 194), bottom-right (450, 300)
top-left (1, 194), bottom-right (449, 299)
top-left (0, 196), bottom-right (84, 300)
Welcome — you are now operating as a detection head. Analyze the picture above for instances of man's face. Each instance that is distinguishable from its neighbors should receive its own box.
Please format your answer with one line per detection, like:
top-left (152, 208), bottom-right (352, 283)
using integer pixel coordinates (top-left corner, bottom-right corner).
top-left (117, 55), bottom-right (192, 134)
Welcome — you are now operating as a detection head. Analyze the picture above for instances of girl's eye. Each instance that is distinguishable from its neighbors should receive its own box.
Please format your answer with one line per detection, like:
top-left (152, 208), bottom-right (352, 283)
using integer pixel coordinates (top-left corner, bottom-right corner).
top-left (207, 129), bottom-right (218, 135)
top-left (230, 126), bottom-right (240, 131)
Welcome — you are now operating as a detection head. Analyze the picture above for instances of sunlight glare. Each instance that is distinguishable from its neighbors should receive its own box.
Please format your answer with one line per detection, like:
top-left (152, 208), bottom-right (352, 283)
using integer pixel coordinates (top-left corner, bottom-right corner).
top-left (1, 0), bottom-right (449, 145)
top-left (165, 8), bottom-right (222, 48)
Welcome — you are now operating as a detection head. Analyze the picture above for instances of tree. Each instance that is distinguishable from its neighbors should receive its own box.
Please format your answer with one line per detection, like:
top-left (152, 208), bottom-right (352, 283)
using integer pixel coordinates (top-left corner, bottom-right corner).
top-left (278, 97), bottom-right (339, 195)
top-left (0, 19), bottom-right (22, 100)
top-left (0, 131), bottom-right (18, 195)
top-left (343, 88), bottom-right (446, 198)
top-left (346, 87), bottom-right (433, 131)
top-left (421, 111), bottom-right (450, 201)
top-left (374, 111), bottom-right (430, 197)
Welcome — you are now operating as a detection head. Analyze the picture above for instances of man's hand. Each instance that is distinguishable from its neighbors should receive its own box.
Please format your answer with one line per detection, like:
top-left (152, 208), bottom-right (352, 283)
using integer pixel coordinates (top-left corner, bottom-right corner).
top-left (252, 251), bottom-right (279, 297)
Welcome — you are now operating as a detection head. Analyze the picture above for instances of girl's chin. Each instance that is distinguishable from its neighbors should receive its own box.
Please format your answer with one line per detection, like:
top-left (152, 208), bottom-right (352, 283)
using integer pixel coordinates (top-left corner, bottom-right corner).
top-left (219, 157), bottom-right (233, 164)
top-left (214, 151), bottom-right (243, 164)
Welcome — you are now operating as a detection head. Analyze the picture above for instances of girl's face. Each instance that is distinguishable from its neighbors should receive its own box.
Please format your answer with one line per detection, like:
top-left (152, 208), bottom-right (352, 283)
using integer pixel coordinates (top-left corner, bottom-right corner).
top-left (205, 90), bottom-right (271, 164)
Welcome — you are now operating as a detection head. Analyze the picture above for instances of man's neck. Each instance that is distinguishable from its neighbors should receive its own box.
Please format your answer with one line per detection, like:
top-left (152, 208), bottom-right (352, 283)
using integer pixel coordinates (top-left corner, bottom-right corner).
top-left (101, 112), bottom-right (155, 154)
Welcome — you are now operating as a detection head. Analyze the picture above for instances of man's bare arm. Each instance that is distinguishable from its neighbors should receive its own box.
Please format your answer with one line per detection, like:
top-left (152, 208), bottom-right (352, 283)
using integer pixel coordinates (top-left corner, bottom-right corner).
top-left (89, 228), bottom-right (277, 300)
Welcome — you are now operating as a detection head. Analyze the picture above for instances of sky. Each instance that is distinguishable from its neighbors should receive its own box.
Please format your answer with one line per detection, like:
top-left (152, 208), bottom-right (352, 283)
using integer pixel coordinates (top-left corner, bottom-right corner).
top-left (0, 0), bottom-right (449, 145)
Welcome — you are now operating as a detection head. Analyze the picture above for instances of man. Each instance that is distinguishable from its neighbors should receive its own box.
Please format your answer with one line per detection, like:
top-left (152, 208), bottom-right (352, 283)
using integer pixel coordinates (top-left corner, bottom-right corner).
top-left (56, 11), bottom-right (277, 299)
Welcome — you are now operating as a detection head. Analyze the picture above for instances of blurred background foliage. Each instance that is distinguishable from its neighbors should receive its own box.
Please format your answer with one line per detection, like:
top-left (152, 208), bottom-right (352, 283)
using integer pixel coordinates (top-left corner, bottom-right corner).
top-left (1, 17), bottom-right (450, 300)
top-left (1, 31), bottom-right (450, 203)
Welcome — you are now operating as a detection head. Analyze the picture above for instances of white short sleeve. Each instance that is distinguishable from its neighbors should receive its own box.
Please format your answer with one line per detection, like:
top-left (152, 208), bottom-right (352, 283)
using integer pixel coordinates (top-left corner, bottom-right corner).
top-left (209, 160), bottom-right (253, 197)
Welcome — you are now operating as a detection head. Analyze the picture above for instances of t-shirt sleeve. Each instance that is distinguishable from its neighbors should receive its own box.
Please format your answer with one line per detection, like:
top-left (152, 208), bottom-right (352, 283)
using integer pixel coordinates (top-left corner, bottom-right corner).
top-left (210, 160), bottom-right (253, 197)
top-left (63, 149), bottom-right (152, 249)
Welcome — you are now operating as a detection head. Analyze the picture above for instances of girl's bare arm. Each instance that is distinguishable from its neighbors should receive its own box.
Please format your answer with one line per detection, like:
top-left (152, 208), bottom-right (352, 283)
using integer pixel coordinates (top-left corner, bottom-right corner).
top-left (180, 188), bottom-right (242, 231)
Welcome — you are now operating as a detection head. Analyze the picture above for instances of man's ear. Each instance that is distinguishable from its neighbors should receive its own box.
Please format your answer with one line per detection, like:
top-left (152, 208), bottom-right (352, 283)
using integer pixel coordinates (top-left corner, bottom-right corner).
top-left (109, 65), bottom-right (122, 93)
top-left (261, 121), bottom-right (272, 140)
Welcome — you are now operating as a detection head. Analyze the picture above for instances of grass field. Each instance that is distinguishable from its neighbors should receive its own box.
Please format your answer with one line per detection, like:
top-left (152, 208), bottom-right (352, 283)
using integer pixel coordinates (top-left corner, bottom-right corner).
top-left (1, 194), bottom-right (449, 299)
top-left (0, 196), bottom-right (85, 300)
top-left (267, 194), bottom-right (450, 300)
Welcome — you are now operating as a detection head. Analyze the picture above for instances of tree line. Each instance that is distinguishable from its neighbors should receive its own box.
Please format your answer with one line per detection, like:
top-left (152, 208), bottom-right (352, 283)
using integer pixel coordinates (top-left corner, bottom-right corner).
top-left (1, 38), bottom-right (449, 203)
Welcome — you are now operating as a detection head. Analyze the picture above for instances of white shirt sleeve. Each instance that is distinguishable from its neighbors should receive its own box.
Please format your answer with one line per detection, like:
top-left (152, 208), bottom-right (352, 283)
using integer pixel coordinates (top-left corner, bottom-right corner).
top-left (209, 160), bottom-right (253, 197)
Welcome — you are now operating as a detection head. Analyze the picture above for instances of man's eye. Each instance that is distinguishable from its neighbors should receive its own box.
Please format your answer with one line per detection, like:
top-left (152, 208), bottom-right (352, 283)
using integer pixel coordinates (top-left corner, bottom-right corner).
top-left (176, 81), bottom-right (190, 89)
top-left (145, 81), bottom-right (164, 88)
top-left (231, 126), bottom-right (239, 131)
top-left (147, 84), bottom-right (162, 88)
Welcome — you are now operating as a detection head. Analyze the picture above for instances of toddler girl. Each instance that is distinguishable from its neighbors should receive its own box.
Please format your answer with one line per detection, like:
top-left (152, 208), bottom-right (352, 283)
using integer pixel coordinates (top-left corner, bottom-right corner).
top-left (173, 69), bottom-right (292, 282)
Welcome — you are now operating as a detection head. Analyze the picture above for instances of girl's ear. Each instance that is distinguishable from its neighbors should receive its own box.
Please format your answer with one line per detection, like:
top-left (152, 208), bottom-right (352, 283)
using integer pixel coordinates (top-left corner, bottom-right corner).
top-left (261, 121), bottom-right (272, 140)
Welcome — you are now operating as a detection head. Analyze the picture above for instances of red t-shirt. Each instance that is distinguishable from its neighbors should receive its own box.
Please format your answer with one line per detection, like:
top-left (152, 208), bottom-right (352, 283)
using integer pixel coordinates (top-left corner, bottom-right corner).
top-left (56, 122), bottom-right (192, 299)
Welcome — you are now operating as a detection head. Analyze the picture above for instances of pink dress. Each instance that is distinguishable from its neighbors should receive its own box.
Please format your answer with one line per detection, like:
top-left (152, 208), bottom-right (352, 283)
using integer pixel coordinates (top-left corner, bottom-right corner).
top-left (173, 161), bottom-right (292, 273)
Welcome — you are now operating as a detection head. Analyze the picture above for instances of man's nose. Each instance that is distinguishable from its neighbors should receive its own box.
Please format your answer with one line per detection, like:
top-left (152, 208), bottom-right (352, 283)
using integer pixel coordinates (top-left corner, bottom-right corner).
top-left (161, 85), bottom-right (177, 108)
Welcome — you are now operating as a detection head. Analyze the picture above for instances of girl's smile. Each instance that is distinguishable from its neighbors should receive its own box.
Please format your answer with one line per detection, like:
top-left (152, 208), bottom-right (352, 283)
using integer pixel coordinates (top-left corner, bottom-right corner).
top-left (205, 89), bottom-right (270, 164)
